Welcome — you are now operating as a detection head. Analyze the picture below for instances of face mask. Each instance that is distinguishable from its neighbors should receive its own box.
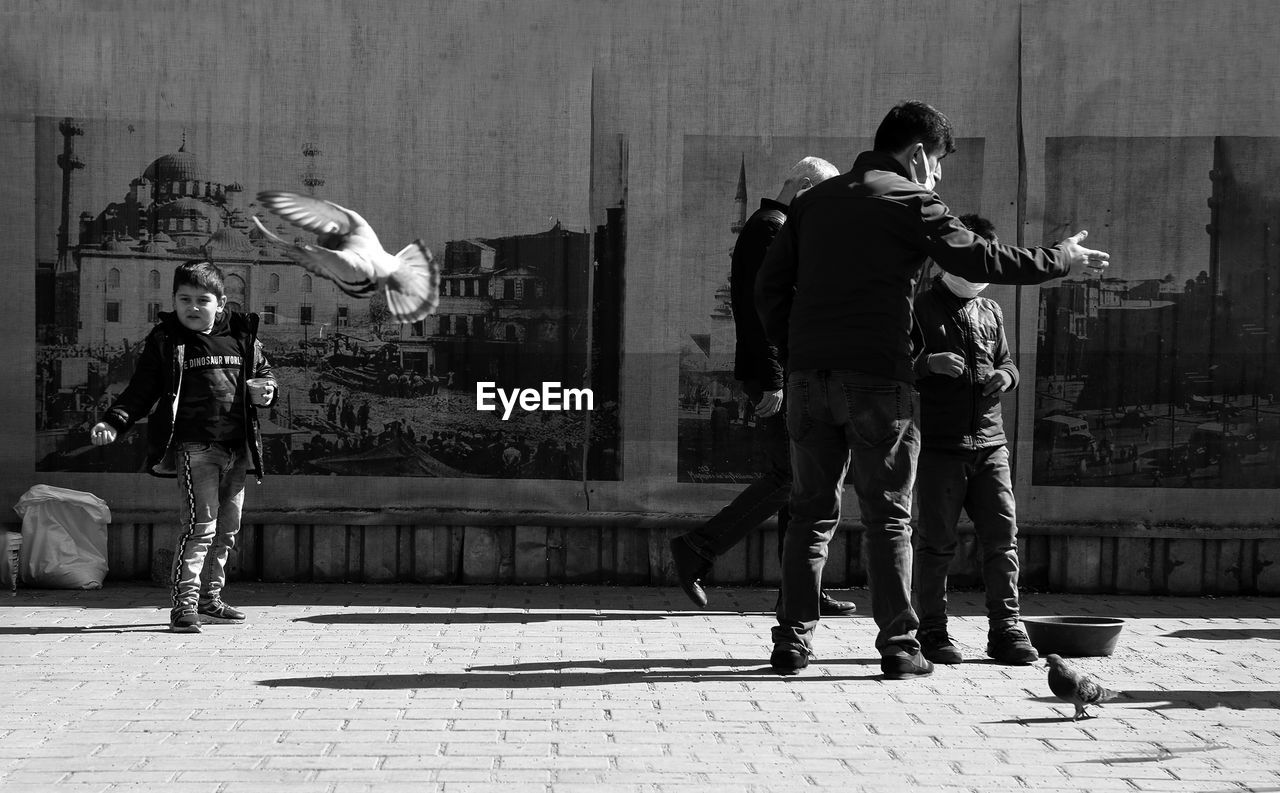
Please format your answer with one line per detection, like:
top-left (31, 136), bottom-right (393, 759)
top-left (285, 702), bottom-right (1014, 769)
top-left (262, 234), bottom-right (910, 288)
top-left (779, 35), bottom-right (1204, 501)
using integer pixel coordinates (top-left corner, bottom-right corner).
top-left (941, 272), bottom-right (988, 299)
top-left (910, 145), bottom-right (939, 192)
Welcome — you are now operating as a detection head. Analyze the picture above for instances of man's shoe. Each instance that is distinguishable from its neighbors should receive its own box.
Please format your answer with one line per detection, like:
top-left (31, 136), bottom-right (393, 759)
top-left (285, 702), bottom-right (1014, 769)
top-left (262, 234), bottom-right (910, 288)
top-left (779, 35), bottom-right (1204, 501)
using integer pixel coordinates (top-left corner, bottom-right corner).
top-left (818, 592), bottom-right (857, 616)
top-left (918, 629), bottom-right (963, 665)
top-left (770, 643), bottom-right (811, 676)
top-left (668, 536), bottom-right (711, 609)
top-left (169, 607), bottom-right (202, 633)
top-left (880, 649), bottom-right (934, 679)
top-left (987, 624), bottom-right (1039, 665)
top-left (197, 600), bottom-right (246, 624)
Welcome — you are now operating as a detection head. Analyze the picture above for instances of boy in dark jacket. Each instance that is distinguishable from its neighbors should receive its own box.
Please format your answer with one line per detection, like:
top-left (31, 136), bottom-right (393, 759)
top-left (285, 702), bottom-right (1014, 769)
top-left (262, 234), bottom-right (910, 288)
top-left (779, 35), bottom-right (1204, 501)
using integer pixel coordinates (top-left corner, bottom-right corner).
top-left (91, 260), bottom-right (277, 633)
top-left (911, 215), bottom-right (1037, 666)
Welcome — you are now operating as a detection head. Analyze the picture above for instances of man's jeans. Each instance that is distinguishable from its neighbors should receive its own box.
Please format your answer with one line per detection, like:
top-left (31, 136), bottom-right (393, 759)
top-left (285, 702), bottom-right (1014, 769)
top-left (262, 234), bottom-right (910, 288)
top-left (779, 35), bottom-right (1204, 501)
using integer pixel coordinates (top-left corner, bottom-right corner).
top-left (914, 444), bottom-right (1021, 630)
top-left (682, 408), bottom-right (789, 563)
top-left (773, 370), bottom-right (920, 655)
top-left (171, 441), bottom-right (247, 611)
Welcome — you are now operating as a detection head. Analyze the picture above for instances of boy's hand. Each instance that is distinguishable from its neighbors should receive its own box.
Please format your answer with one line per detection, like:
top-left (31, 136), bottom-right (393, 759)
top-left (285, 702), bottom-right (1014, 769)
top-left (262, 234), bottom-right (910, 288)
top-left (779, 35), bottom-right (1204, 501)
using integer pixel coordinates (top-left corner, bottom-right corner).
top-left (90, 422), bottom-right (116, 446)
top-left (927, 352), bottom-right (965, 377)
top-left (247, 378), bottom-right (276, 406)
top-left (755, 389), bottom-right (783, 418)
top-left (982, 370), bottom-right (1014, 396)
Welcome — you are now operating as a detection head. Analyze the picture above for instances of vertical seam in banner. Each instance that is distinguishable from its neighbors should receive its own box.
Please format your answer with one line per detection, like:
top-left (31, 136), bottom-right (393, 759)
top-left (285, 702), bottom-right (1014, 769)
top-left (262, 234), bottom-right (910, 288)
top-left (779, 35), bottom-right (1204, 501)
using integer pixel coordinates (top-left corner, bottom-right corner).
top-left (582, 68), bottom-right (597, 512)
top-left (1012, 0), bottom-right (1028, 469)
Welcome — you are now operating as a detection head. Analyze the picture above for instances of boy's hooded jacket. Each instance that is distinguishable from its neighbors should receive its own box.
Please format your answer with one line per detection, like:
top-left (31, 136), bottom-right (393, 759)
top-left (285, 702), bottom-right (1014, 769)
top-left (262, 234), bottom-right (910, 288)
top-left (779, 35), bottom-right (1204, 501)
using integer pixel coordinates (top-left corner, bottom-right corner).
top-left (100, 310), bottom-right (276, 480)
top-left (912, 275), bottom-right (1018, 451)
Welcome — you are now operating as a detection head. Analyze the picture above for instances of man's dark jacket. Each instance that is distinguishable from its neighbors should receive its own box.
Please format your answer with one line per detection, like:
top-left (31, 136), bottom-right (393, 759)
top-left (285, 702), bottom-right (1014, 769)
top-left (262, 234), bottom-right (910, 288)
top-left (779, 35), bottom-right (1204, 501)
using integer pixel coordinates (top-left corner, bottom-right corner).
top-left (730, 198), bottom-right (788, 394)
top-left (756, 150), bottom-right (1071, 383)
top-left (913, 276), bottom-right (1017, 451)
top-left (100, 311), bottom-right (276, 480)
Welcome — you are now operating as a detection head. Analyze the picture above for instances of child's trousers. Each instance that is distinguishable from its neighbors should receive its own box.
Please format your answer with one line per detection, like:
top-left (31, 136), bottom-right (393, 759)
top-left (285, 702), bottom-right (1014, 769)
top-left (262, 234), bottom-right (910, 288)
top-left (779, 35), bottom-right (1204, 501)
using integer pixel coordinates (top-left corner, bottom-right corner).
top-left (171, 441), bottom-right (248, 611)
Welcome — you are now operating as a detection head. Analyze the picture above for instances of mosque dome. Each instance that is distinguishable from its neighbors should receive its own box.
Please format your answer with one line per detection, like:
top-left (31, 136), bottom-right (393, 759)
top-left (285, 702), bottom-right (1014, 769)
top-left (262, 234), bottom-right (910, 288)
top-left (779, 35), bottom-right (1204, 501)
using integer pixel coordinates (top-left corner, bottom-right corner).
top-left (155, 197), bottom-right (220, 222)
top-left (204, 226), bottom-right (256, 254)
top-left (143, 144), bottom-right (206, 183)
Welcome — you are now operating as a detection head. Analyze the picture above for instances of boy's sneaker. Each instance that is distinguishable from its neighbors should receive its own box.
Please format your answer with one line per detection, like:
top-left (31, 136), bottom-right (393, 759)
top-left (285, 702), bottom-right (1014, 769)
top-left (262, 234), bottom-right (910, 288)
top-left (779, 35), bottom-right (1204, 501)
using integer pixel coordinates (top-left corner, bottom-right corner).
top-left (880, 648), bottom-right (934, 679)
top-left (987, 624), bottom-right (1039, 665)
top-left (169, 607), bottom-right (202, 633)
top-left (197, 600), bottom-right (246, 624)
top-left (918, 629), bottom-right (964, 664)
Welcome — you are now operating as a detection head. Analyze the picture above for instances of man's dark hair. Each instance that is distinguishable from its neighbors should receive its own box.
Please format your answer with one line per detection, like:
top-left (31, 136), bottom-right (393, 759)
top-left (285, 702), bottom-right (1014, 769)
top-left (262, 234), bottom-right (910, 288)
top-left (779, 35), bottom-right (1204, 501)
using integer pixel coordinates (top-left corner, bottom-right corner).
top-left (873, 100), bottom-right (956, 156)
top-left (958, 213), bottom-right (996, 242)
top-left (173, 259), bottom-right (226, 297)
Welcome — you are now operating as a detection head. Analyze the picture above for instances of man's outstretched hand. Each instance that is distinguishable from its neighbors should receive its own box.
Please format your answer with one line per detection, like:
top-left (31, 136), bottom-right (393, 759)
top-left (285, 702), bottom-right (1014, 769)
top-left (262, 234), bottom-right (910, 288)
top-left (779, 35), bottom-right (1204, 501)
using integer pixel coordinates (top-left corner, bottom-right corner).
top-left (1057, 229), bottom-right (1110, 276)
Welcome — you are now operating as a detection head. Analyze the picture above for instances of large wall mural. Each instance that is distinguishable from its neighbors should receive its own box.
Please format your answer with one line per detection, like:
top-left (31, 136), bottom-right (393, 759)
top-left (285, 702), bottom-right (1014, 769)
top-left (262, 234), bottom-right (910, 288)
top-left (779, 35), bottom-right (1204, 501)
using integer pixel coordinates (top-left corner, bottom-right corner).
top-left (33, 117), bottom-right (623, 480)
top-left (1033, 136), bottom-right (1280, 488)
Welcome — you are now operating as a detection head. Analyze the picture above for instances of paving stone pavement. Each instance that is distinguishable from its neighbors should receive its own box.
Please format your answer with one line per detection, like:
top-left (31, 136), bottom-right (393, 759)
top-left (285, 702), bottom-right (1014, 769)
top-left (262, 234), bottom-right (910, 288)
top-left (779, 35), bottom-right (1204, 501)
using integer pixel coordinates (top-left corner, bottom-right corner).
top-left (2, 583), bottom-right (1279, 792)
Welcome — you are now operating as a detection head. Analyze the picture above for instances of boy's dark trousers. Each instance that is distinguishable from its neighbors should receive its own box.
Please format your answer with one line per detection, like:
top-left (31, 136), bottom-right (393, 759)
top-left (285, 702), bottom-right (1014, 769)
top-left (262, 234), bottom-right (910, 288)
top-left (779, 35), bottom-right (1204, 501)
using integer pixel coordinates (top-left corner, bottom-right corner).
top-left (913, 444), bottom-right (1021, 632)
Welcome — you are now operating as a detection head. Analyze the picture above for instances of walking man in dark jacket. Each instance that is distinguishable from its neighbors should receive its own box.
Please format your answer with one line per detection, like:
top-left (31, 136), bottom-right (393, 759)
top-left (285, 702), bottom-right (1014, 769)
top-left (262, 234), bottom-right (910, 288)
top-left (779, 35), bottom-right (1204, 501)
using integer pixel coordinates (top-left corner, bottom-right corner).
top-left (669, 157), bottom-right (856, 618)
top-left (911, 214), bottom-right (1038, 666)
top-left (756, 101), bottom-right (1109, 677)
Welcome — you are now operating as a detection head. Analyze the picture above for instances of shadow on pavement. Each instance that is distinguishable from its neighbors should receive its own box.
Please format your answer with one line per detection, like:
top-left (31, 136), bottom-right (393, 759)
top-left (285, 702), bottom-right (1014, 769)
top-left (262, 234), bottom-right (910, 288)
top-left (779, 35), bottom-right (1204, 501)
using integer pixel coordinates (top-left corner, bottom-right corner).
top-left (1026, 691), bottom-right (1280, 710)
top-left (259, 656), bottom-right (883, 688)
top-left (0, 624), bottom-right (169, 635)
top-left (295, 612), bottom-right (688, 624)
top-left (1162, 628), bottom-right (1280, 641)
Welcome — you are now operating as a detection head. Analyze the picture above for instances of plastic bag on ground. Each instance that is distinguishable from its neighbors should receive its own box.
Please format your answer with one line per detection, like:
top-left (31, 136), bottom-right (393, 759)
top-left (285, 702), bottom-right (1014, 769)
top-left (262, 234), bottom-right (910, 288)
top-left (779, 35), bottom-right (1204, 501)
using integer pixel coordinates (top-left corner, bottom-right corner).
top-left (13, 485), bottom-right (111, 590)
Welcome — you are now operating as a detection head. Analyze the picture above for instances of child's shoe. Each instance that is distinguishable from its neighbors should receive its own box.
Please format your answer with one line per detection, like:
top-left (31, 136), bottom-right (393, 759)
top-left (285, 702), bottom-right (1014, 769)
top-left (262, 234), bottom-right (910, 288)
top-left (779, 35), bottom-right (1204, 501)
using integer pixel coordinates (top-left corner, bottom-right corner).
top-left (197, 600), bottom-right (246, 624)
top-left (169, 607), bottom-right (202, 633)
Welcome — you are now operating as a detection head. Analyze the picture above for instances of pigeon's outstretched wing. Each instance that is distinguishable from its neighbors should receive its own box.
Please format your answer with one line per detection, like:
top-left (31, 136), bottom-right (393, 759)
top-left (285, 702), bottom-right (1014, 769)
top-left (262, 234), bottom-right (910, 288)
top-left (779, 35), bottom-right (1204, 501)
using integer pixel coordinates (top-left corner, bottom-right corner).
top-left (1045, 654), bottom-right (1121, 721)
top-left (251, 214), bottom-right (379, 298)
top-left (257, 191), bottom-right (352, 239)
top-left (253, 190), bottom-right (440, 323)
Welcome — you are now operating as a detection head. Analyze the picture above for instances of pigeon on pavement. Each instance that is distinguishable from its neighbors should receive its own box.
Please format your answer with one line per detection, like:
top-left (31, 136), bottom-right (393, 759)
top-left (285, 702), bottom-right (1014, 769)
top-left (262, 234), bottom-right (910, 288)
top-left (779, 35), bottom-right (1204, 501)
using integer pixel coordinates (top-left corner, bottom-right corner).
top-left (1044, 653), bottom-right (1121, 721)
top-left (252, 191), bottom-right (440, 323)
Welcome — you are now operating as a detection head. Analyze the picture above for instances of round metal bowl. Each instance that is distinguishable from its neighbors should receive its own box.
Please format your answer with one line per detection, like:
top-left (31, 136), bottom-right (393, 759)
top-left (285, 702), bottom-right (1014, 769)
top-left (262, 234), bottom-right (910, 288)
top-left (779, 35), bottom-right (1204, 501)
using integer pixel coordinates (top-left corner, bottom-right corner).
top-left (1021, 616), bottom-right (1126, 657)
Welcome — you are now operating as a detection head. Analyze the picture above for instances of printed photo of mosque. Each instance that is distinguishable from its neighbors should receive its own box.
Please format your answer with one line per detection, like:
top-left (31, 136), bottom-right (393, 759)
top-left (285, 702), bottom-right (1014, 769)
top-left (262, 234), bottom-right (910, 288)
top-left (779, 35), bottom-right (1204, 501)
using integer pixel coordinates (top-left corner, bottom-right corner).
top-left (34, 117), bottom-right (623, 480)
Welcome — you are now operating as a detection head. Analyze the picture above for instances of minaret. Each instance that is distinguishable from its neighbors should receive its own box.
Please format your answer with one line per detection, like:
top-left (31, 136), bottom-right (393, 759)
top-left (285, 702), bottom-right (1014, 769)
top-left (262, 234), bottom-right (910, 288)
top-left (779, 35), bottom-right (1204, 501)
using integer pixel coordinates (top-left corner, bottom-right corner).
top-left (56, 118), bottom-right (84, 265)
top-left (709, 155), bottom-right (744, 361)
top-left (55, 118), bottom-right (85, 341)
top-left (731, 154), bottom-right (748, 234)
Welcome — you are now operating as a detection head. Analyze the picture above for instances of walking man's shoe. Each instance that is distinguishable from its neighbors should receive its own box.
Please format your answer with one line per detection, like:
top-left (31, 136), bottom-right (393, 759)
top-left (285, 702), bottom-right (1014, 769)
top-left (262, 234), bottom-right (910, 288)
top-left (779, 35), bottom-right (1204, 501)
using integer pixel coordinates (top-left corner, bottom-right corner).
top-left (918, 629), bottom-right (964, 664)
top-left (197, 600), bottom-right (247, 624)
top-left (987, 624), bottom-right (1039, 665)
top-left (881, 648), bottom-right (935, 679)
top-left (770, 643), bottom-right (811, 676)
top-left (169, 607), bottom-right (202, 633)
top-left (818, 592), bottom-right (857, 616)
top-left (668, 536), bottom-right (711, 609)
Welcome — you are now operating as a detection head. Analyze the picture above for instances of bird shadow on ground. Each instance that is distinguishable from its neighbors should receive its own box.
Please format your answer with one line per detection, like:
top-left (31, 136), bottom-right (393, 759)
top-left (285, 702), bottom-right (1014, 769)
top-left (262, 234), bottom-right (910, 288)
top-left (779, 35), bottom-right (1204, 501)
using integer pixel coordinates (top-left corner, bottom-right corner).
top-left (0, 623), bottom-right (169, 635)
top-left (983, 712), bottom-right (1078, 724)
top-left (258, 657), bottom-right (884, 689)
top-left (1162, 628), bottom-right (1280, 641)
top-left (1025, 691), bottom-right (1280, 710)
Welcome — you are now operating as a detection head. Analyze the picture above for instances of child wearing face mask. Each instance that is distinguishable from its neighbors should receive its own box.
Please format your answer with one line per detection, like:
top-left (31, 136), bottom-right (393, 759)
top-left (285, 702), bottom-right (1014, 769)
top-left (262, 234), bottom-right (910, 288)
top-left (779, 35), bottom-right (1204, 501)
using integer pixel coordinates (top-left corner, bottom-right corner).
top-left (910, 214), bottom-right (1039, 667)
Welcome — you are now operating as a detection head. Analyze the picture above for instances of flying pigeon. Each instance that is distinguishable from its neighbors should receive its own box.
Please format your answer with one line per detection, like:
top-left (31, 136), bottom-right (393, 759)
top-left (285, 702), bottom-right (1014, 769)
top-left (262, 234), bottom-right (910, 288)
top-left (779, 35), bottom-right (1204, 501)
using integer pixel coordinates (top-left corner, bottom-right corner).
top-left (252, 191), bottom-right (440, 323)
top-left (1044, 653), bottom-right (1122, 721)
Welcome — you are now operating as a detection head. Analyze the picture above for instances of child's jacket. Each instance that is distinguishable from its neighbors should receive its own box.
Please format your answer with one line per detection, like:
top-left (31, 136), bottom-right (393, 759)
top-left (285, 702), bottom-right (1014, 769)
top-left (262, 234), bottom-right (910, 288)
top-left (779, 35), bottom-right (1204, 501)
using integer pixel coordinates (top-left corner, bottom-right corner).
top-left (912, 276), bottom-right (1018, 451)
top-left (100, 311), bottom-right (276, 480)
